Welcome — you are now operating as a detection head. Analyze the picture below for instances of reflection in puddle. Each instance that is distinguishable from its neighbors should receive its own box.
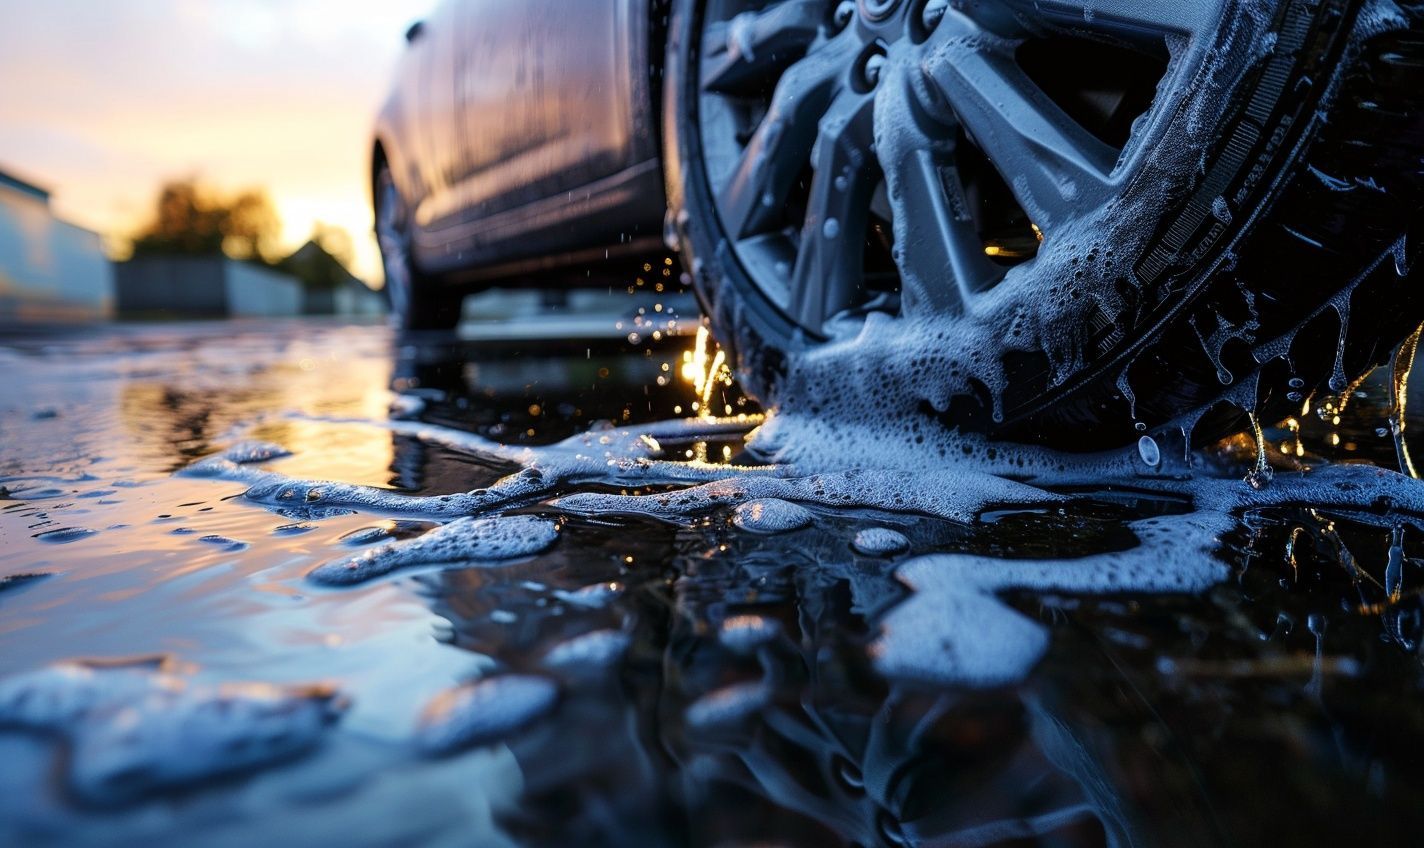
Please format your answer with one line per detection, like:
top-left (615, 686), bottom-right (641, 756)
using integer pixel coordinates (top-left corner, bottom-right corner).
top-left (2, 322), bottom-right (1424, 845)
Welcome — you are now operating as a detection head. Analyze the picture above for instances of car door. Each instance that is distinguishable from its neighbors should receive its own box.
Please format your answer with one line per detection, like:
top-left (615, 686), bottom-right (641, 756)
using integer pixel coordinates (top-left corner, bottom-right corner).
top-left (403, 0), bottom-right (462, 229)
top-left (421, 0), bottom-right (643, 234)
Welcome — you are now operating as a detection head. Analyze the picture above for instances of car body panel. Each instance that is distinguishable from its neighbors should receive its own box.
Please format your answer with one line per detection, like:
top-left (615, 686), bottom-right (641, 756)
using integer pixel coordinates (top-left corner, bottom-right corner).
top-left (373, 0), bottom-right (665, 282)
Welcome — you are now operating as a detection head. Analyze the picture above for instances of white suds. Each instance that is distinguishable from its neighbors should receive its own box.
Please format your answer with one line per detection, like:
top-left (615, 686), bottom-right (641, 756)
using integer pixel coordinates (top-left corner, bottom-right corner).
top-left (542, 630), bottom-right (633, 672)
top-left (308, 515), bottom-right (559, 585)
top-left (731, 498), bottom-right (814, 533)
top-left (416, 675), bottom-right (559, 754)
top-left (874, 512), bottom-right (1231, 686)
top-left (851, 527), bottom-right (911, 556)
top-left (0, 659), bottom-right (343, 804)
top-left (684, 682), bottom-right (771, 730)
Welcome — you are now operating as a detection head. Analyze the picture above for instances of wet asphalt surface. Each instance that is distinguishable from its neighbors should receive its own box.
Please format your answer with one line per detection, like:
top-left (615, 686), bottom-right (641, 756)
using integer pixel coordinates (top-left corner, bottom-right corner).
top-left (4, 312), bottom-right (1424, 846)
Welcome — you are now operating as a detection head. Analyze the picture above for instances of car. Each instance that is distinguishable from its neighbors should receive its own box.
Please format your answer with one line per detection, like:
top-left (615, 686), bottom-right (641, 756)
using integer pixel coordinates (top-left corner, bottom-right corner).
top-left (372, 0), bottom-right (1424, 448)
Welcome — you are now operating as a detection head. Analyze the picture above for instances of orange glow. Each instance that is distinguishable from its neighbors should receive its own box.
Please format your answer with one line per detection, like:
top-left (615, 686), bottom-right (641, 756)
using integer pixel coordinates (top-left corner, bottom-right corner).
top-left (0, 1), bottom-right (433, 285)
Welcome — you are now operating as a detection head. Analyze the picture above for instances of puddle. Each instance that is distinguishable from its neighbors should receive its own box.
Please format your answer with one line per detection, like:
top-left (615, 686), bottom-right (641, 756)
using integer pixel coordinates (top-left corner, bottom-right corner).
top-left (3, 321), bottom-right (1424, 845)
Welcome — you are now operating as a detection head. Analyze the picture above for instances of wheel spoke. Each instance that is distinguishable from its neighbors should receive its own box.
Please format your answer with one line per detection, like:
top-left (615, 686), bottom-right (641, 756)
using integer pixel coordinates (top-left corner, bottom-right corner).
top-left (902, 153), bottom-right (1006, 313)
top-left (788, 88), bottom-right (876, 329)
top-left (921, 27), bottom-right (1117, 234)
top-left (875, 59), bottom-right (1001, 317)
top-left (702, 0), bottom-right (825, 95)
top-left (718, 39), bottom-right (852, 241)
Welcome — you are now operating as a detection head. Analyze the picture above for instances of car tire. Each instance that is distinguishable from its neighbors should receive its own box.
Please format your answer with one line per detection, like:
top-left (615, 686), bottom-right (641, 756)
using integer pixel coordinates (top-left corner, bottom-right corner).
top-left (375, 163), bottom-right (465, 333)
top-left (664, 0), bottom-right (1424, 450)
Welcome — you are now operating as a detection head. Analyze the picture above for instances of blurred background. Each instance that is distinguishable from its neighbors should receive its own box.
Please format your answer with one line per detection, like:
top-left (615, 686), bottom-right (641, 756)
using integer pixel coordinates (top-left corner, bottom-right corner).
top-left (0, 0), bottom-right (434, 323)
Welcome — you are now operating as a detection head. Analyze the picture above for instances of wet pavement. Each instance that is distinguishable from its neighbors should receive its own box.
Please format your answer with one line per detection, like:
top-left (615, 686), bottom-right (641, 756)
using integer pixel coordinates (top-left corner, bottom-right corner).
top-left (3, 314), bottom-right (1424, 846)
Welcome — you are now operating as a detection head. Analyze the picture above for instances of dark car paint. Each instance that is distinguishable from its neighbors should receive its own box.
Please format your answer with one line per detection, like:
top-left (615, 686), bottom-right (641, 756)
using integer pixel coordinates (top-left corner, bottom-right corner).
top-left (372, 0), bottom-right (667, 284)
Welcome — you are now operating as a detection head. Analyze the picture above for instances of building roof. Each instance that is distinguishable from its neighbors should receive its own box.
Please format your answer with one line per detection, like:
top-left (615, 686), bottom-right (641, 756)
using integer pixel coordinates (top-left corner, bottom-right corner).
top-left (281, 239), bottom-right (374, 292)
top-left (0, 167), bottom-right (51, 204)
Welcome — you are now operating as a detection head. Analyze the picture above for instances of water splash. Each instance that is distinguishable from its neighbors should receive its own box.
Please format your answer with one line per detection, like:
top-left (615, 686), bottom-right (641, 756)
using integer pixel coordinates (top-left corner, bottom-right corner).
top-left (1244, 412), bottom-right (1274, 489)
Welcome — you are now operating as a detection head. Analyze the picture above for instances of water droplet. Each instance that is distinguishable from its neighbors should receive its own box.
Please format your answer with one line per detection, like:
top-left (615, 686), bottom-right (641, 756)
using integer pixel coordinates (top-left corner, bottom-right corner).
top-left (851, 527), bottom-right (910, 556)
top-left (1137, 435), bottom-right (1160, 467)
top-left (822, 218), bottom-right (841, 239)
top-left (1391, 236), bottom-right (1409, 277)
top-left (1386, 526), bottom-right (1405, 602)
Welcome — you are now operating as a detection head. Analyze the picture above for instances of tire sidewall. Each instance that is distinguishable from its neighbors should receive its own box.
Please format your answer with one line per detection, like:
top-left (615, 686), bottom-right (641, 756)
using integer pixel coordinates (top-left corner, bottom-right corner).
top-left (663, 0), bottom-right (808, 400)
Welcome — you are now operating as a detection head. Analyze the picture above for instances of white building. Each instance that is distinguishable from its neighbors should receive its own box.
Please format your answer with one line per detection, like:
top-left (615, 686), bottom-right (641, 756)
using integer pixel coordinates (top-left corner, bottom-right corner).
top-left (0, 168), bottom-right (113, 322)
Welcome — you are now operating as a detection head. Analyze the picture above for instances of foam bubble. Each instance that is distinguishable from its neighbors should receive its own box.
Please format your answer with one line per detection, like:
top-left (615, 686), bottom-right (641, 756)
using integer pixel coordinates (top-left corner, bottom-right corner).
top-left (0, 659), bottom-right (343, 804)
top-left (552, 581), bottom-right (623, 608)
top-left (1138, 435), bottom-right (1161, 467)
top-left (542, 630), bottom-right (633, 671)
top-left (308, 514), bottom-right (559, 585)
top-left (731, 498), bottom-right (814, 533)
top-left (851, 527), bottom-right (910, 556)
top-left (416, 674), bottom-right (559, 754)
top-left (717, 614), bottom-right (782, 654)
top-left (874, 511), bottom-right (1232, 686)
top-left (685, 682), bottom-right (771, 730)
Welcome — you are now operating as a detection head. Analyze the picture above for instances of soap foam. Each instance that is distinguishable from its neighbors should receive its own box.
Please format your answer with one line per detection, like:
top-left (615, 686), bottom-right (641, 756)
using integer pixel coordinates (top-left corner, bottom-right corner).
top-left (416, 674), bottom-right (559, 755)
top-left (308, 515), bottom-right (560, 585)
top-left (731, 498), bottom-right (814, 533)
top-left (851, 527), bottom-right (910, 556)
top-left (684, 681), bottom-right (772, 731)
top-left (874, 512), bottom-right (1232, 686)
top-left (717, 614), bottom-right (783, 655)
top-left (179, 339), bottom-right (1424, 692)
top-left (541, 629), bottom-right (633, 672)
top-left (554, 466), bottom-right (1063, 524)
top-left (0, 659), bottom-right (343, 805)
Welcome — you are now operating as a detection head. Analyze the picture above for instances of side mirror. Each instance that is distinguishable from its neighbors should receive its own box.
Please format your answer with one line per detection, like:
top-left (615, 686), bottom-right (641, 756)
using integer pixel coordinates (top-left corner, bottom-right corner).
top-left (405, 20), bottom-right (425, 43)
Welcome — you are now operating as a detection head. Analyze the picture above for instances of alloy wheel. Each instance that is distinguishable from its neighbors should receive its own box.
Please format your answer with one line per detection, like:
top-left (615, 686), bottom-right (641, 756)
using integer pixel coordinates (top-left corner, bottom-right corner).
top-left (695, 0), bottom-right (1224, 338)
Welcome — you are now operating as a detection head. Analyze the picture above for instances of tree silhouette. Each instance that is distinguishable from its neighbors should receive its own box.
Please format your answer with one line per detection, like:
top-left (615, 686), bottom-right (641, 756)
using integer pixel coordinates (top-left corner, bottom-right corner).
top-left (130, 178), bottom-right (280, 263)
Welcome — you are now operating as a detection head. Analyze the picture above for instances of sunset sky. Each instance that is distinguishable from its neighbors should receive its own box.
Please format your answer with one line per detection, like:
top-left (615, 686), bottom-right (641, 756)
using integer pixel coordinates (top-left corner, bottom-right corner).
top-left (0, 0), bottom-right (433, 285)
